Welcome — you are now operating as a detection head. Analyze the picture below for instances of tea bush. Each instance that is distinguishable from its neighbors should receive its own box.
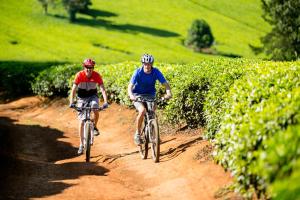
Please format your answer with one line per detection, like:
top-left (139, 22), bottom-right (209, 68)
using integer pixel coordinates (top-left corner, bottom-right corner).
top-left (213, 62), bottom-right (300, 198)
top-left (0, 61), bottom-right (60, 99)
top-left (203, 59), bottom-right (258, 138)
top-left (98, 62), bottom-right (138, 105)
top-left (31, 64), bottom-right (81, 97)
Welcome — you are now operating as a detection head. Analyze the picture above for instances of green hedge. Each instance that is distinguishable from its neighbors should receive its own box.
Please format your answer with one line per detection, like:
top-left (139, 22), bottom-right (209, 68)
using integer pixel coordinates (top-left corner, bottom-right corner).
top-left (99, 62), bottom-right (138, 105)
top-left (213, 62), bottom-right (300, 198)
top-left (0, 61), bottom-right (61, 99)
top-left (31, 64), bottom-right (81, 97)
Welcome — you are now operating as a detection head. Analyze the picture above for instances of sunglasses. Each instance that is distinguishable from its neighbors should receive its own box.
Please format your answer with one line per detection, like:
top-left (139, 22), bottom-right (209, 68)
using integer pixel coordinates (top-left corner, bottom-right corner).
top-left (85, 66), bottom-right (94, 69)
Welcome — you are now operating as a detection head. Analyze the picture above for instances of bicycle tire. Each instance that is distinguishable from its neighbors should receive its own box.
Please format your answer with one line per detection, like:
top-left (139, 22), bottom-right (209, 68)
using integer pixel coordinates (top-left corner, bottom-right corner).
top-left (84, 122), bottom-right (92, 162)
top-left (139, 125), bottom-right (148, 159)
top-left (150, 119), bottom-right (160, 163)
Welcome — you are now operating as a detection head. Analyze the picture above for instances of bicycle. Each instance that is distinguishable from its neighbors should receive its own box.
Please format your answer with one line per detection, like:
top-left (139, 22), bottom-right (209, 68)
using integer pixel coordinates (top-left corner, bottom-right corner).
top-left (135, 96), bottom-right (163, 163)
top-left (72, 102), bottom-right (105, 162)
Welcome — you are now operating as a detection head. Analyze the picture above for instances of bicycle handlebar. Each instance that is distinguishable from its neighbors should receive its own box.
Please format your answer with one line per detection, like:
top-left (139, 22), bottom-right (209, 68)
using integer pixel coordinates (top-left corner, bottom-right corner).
top-left (70, 105), bottom-right (105, 112)
top-left (134, 96), bottom-right (167, 103)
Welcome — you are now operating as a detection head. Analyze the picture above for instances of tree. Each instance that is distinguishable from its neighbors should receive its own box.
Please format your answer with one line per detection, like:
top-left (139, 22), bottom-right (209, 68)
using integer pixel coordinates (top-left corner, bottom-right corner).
top-left (260, 0), bottom-right (300, 61)
top-left (38, 0), bottom-right (55, 14)
top-left (184, 19), bottom-right (214, 52)
top-left (62, 0), bottom-right (92, 22)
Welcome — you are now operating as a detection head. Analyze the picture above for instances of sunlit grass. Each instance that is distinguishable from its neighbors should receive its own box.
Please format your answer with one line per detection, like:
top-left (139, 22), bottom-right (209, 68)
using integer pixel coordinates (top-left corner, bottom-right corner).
top-left (0, 0), bottom-right (269, 64)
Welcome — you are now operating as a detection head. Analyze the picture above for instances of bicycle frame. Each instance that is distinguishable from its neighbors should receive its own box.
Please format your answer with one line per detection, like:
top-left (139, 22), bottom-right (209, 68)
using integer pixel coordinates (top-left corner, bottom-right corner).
top-left (144, 102), bottom-right (156, 141)
top-left (73, 103), bottom-right (102, 162)
top-left (135, 96), bottom-right (161, 162)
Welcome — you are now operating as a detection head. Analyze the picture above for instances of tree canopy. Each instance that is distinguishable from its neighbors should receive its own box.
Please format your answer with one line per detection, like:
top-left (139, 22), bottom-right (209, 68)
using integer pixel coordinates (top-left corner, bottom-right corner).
top-left (184, 19), bottom-right (214, 52)
top-left (260, 0), bottom-right (300, 61)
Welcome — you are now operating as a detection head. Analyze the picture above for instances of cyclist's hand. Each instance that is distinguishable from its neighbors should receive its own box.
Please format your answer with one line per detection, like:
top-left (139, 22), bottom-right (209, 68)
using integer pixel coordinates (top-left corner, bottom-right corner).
top-left (69, 102), bottom-right (76, 108)
top-left (129, 94), bottom-right (136, 101)
top-left (162, 94), bottom-right (171, 101)
top-left (102, 102), bottom-right (109, 109)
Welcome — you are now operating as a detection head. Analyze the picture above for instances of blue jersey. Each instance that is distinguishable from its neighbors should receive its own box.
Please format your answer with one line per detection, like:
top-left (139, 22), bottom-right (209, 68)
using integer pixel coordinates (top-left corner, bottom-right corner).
top-left (130, 67), bottom-right (167, 96)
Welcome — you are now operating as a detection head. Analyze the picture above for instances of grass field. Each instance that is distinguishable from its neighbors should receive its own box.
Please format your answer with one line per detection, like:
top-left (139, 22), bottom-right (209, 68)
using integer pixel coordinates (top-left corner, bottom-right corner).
top-left (0, 0), bottom-right (269, 64)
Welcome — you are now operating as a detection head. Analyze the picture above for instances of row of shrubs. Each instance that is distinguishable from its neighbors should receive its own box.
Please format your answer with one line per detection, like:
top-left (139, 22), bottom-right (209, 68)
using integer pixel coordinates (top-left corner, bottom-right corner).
top-left (0, 61), bottom-right (62, 99)
top-left (213, 62), bottom-right (300, 199)
top-left (5, 59), bottom-right (299, 199)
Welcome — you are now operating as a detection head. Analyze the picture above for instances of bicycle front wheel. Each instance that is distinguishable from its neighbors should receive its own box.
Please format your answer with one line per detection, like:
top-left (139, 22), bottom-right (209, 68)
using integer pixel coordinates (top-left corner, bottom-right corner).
top-left (84, 122), bottom-right (92, 162)
top-left (150, 119), bottom-right (160, 163)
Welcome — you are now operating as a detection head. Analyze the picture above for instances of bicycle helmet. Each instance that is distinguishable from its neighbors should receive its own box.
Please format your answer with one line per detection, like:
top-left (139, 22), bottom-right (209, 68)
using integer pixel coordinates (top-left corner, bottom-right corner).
top-left (141, 54), bottom-right (154, 64)
top-left (82, 58), bottom-right (95, 67)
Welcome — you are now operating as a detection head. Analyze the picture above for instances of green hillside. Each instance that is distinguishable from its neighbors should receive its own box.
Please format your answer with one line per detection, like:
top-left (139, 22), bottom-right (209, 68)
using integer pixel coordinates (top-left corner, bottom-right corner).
top-left (0, 0), bottom-right (269, 64)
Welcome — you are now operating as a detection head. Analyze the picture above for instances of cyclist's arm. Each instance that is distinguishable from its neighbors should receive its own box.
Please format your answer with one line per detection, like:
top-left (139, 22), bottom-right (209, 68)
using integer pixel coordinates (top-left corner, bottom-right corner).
top-left (99, 84), bottom-right (108, 104)
top-left (162, 82), bottom-right (172, 99)
top-left (70, 84), bottom-right (77, 104)
top-left (128, 83), bottom-right (135, 100)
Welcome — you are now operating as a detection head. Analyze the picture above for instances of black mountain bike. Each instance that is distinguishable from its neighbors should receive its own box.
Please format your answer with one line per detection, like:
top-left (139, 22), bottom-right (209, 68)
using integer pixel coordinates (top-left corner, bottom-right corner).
top-left (135, 96), bottom-right (162, 163)
top-left (72, 102), bottom-right (104, 162)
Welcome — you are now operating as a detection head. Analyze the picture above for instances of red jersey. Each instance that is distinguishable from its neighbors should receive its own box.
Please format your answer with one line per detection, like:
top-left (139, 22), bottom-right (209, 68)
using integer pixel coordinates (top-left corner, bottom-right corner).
top-left (74, 70), bottom-right (103, 98)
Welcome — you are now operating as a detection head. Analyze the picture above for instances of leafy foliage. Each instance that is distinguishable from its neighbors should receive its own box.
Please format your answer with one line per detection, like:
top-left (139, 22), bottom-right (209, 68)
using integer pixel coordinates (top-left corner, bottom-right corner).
top-left (31, 64), bottom-right (81, 96)
top-left (203, 59), bottom-right (257, 138)
top-left (62, 0), bottom-right (92, 22)
top-left (185, 19), bottom-right (214, 51)
top-left (164, 64), bottom-right (209, 127)
top-left (0, 61), bottom-right (61, 100)
top-left (213, 62), bottom-right (300, 198)
top-left (99, 62), bottom-right (138, 105)
top-left (260, 0), bottom-right (300, 60)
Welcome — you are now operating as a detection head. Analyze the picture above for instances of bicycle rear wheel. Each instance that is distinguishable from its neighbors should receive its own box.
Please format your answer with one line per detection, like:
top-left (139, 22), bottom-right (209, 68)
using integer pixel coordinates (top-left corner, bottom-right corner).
top-left (139, 125), bottom-right (148, 159)
top-left (84, 122), bottom-right (92, 162)
top-left (150, 119), bottom-right (160, 163)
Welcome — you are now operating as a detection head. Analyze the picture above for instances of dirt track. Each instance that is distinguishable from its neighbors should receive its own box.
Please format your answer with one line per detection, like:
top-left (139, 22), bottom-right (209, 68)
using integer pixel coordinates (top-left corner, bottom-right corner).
top-left (0, 97), bottom-right (237, 200)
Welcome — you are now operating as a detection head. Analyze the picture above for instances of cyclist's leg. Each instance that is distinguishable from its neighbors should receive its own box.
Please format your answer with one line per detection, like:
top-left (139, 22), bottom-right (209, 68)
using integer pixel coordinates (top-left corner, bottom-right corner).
top-left (93, 110), bottom-right (100, 136)
top-left (77, 98), bottom-right (86, 154)
top-left (79, 120), bottom-right (84, 145)
top-left (90, 95), bottom-right (100, 135)
top-left (133, 102), bottom-right (146, 144)
top-left (134, 102), bottom-right (146, 134)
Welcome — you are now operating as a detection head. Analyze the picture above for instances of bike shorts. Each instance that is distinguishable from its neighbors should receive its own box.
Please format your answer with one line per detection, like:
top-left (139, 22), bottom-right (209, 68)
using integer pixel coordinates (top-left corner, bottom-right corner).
top-left (77, 95), bottom-right (99, 121)
top-left (133, 94), bottom-right (155, 111)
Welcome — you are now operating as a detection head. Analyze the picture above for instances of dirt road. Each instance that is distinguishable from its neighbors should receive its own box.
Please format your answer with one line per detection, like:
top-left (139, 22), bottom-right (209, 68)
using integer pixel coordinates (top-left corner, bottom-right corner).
top-left (0, 97), bottom-right (236, 200)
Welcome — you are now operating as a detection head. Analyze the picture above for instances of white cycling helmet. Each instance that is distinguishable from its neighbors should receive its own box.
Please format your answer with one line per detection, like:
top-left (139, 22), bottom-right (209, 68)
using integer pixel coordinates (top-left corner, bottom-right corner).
top-left (141, 54), bottom-right (154, 64)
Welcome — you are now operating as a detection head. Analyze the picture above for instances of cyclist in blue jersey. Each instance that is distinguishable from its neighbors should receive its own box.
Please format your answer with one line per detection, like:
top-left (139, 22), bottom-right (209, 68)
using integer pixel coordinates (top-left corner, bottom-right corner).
top-left (128, 54), bottom-right (172, 145)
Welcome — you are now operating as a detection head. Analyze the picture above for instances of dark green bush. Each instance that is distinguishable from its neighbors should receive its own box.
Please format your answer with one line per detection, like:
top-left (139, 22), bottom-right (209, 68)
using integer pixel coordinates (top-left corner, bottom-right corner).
top-left (0, 61), bottom-right (60, 99)
top-left (62, 0), bottom-right (92, 22)
top-left (185, 19), bottom-right (214, 51)
top-left (31, 64), bottom-right (81, 97)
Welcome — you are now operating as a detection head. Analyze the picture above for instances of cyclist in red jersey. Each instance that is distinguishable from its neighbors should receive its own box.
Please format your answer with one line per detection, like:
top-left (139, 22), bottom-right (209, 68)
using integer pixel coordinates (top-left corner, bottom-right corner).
top-left (69, 58), bottom-right (108, 155)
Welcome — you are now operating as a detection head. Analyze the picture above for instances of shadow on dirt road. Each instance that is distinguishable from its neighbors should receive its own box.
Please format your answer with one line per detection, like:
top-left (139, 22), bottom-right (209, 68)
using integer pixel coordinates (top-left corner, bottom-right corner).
top-left (160, 136), bottom-right (203, 162)
top-left (0, 117), bottom-right (109, 200)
